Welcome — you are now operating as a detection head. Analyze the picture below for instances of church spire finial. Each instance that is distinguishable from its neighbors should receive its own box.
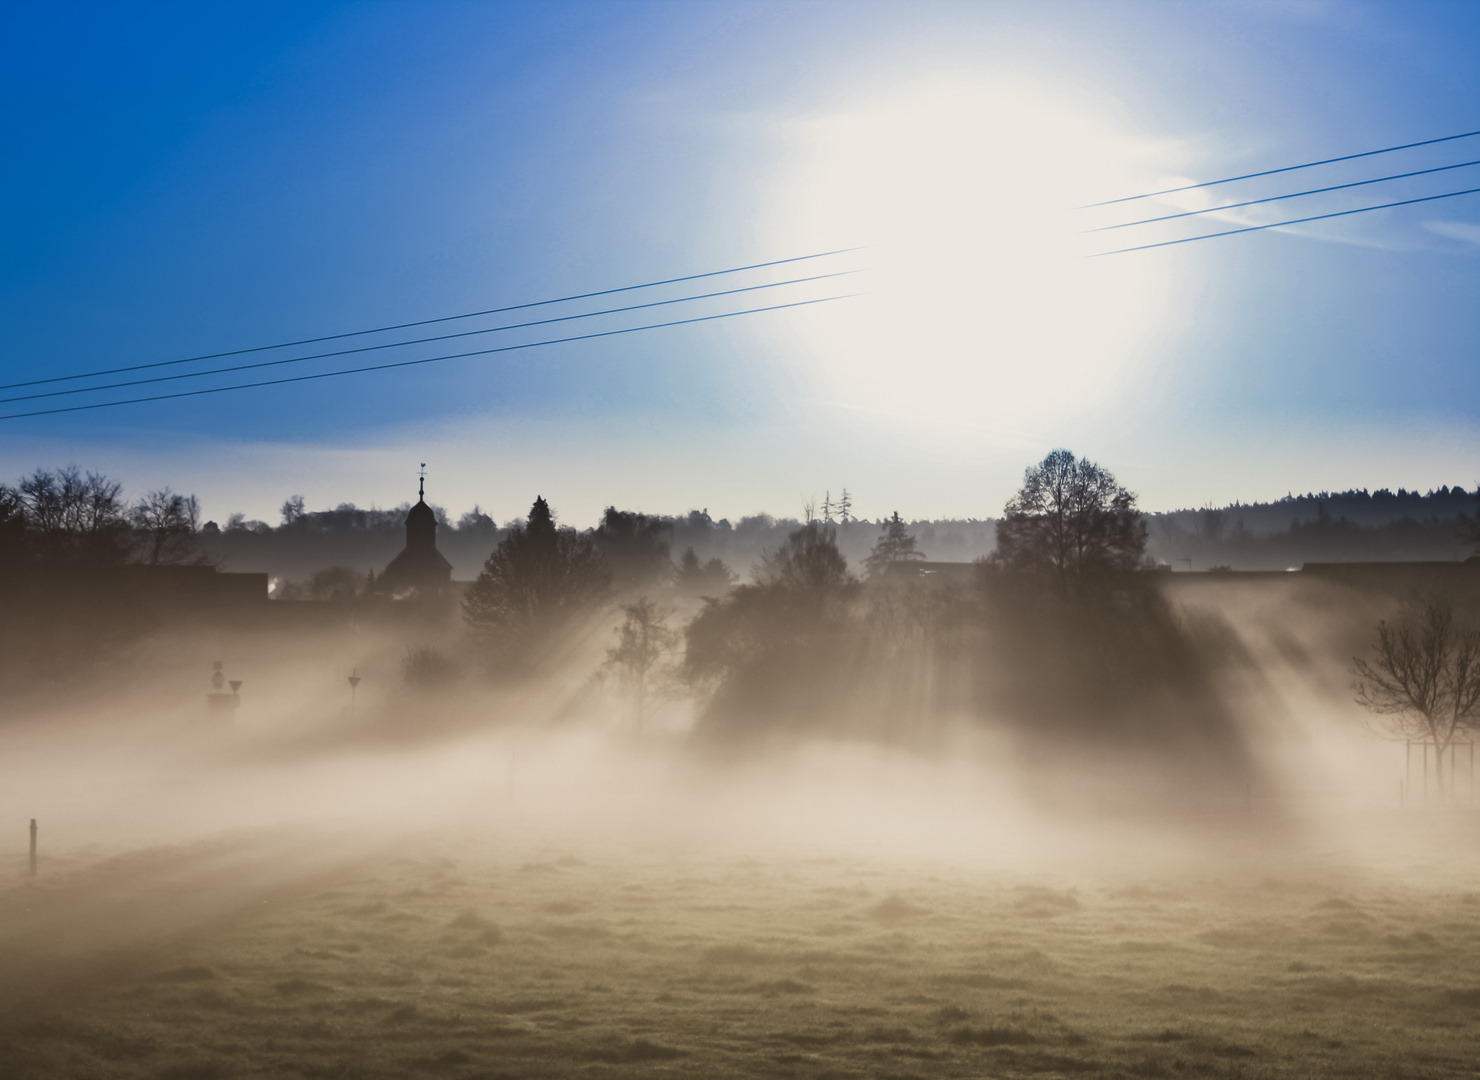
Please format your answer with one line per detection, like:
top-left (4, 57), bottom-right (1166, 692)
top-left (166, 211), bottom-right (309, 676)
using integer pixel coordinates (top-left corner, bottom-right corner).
top-left (418, 462), bottom-right (426, 501)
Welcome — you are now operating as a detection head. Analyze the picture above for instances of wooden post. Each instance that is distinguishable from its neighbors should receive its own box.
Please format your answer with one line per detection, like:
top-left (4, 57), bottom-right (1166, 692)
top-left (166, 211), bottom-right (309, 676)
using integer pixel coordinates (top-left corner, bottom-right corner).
top-left (29, 819), bottom-right (37, 877)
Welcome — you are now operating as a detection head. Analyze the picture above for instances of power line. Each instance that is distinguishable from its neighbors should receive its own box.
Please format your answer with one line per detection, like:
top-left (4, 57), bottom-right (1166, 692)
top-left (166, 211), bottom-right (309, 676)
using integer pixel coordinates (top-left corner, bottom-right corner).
top-left (0, 294), bottom-right (860, 421)
top-left (0, 247), bottom-right (866, 392)
top-left (1088, 158), bottom-right (1480, 233)
top-left (0, 270), bottom-right (860, 405)
top-left (1088, 185), bottom-right (1480, 258)
top-left (1077, 128), bottom-right (1480, 209)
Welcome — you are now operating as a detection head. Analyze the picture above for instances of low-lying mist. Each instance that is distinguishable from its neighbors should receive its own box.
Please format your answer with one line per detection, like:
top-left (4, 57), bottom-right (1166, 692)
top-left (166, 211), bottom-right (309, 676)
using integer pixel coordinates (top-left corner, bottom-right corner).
top-left (0, 565), bottom-right (1439, 873)
top-left (7, 560), bottom-right (1479, 1080)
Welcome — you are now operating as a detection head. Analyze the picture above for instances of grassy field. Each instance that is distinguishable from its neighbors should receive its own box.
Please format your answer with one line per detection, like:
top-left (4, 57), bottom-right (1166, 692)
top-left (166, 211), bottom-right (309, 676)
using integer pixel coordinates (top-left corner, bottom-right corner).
top-left (3, 812), bottom-right (1480, 1080)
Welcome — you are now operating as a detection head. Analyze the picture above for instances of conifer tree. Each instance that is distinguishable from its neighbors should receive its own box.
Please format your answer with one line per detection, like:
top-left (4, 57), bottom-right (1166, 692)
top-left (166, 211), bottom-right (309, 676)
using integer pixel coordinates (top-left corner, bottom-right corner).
top-left (863, 511), bottom-right (925, 580)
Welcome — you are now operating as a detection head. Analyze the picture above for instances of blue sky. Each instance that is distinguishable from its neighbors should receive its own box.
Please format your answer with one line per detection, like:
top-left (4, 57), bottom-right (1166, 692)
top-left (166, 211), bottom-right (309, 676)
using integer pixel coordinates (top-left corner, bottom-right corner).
top-left (2, 1), bottom-right (1478, 526)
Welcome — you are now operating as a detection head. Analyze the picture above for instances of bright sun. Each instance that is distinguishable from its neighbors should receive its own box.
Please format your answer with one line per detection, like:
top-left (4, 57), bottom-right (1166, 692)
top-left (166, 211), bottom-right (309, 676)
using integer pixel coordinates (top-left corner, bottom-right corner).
top-left (764, 77), bottom-right (1182, 439)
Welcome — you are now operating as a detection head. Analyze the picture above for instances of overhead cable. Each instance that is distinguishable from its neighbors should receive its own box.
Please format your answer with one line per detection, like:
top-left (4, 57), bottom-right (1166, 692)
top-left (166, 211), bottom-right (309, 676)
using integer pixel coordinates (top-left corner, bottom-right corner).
top-left (0, 247), bottom-right (866, 392)
top-left (0, 294), bottom-right (860, 421)
top-left (1087, 158), bottom-right (1480, 233)
top-left (1088, 185), bottom-right (1480, 257)
top-left (0, 270), bottom-right (861, 405)
top-left (1077, 128), bottom-right (1480, 209)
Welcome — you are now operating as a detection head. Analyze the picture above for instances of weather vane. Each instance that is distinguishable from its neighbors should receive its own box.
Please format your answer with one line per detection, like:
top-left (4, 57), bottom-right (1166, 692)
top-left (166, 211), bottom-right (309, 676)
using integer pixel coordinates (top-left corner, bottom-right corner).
top-left (419, 462), bottom-right (426, 500)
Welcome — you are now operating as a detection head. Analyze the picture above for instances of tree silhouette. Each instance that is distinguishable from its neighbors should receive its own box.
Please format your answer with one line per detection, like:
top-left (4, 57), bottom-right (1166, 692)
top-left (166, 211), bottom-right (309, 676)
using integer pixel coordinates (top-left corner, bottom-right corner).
top-left (463, 496), bottom-right (610, 668)
top-left (457, 505), bottom-right (496, 533)
top-left (863, 511), bottom-right (925, 580)
top-left (994, 449), bottom-right (1146, 595)
top-left (0, 485), bottom-right (25, 559)
top-left (1353, 598), bottom-right (1480, 800)
top-left (604, 597), bottom-right (680, 736)
top-left (280, 494), bottom-right (307, 527)
top-left (593, 507), bottom-right (672, 592)
top-left (755, 520), bottom-right (857, 600)
top-left (674, 547), bottom-right (736, 597)
top-left (132, 487), bottom-right (201, 565)
top-left (15, 466), bottom-right (130, 563)
top-left (683, 521), bottom-right (859, 710)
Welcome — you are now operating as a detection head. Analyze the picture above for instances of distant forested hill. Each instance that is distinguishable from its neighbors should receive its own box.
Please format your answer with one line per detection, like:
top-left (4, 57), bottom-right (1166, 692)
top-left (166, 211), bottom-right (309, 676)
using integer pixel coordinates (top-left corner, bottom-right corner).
top-left (1145, 486), bottom-right (1478, 570)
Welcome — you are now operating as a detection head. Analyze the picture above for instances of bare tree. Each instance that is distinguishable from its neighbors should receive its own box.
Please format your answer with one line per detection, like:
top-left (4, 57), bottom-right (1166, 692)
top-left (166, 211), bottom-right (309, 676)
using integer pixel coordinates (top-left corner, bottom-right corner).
top-left (132, 487), bottom-right (201, 565)
top-left (280, 494), bottom-right (307, 526)
top-left (1353, 598), bottom-right (1480, 799)
top-left (15, 466), bottom-right (130, 561)
top-left (604, 597), bottom-right (680, 736)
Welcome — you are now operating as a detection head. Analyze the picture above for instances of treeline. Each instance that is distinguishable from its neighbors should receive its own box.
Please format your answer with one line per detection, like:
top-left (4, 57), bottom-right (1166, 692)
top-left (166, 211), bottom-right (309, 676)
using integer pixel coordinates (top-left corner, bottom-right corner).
top-left (451, 454), bottom-right (1243, 775)
top-left (1153, 484), bottom-right (1477, 533)
top-left (0, 466), bottom-right (201, 567)
top-left (1148, 496), bottom-right (1478, 570)
top-left (0, 454), bottom-right (1252, 774)
top-left (200, 495), bottom-right (995, 585)
top-left (0, 467), bottom-right (209, 690)
top-left (215, 486), bottom-right (1480, 584)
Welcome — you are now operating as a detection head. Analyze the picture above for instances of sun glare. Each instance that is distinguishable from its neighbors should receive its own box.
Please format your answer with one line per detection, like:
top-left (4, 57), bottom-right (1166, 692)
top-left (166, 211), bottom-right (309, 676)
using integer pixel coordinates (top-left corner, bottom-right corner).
top-left (766, 79), bottom-right (1181, 438)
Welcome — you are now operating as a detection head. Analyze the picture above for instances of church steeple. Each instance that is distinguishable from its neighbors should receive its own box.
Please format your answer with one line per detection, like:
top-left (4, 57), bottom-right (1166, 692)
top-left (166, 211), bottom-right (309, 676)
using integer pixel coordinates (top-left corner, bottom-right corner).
top-left (376, 462), bottom-right (454, 597)
top-left (404, 464), bottom-right (436, 549)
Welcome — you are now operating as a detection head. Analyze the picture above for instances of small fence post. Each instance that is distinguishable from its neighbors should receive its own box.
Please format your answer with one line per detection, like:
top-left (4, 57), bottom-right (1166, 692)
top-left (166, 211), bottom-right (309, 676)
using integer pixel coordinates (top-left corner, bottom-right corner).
top-left (29, 819), bottom-right (37, 877)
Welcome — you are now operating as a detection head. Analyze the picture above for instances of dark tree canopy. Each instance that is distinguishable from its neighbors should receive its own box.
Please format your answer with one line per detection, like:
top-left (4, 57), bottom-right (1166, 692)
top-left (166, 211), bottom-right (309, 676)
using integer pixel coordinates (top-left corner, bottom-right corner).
top-left (683, 522), bottom-right (860, 726)
top-left (674, 547), bottom-right (736, 597)
top-left (592, 507), bottom-right (673, 592)
top-left (755, 520), bottom-right (857, 601)
top-left (863, 511), bottom-right (925, 580)
top-left (463, 496), bottom-right (610, 667)
top-left (993, 449), bottom-right (1147, 594)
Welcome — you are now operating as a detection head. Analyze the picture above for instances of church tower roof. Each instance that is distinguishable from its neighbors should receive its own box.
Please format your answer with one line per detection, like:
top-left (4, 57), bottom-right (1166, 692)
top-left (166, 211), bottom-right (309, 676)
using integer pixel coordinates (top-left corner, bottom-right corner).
top-left (379, 464), bottom-right (452, 596)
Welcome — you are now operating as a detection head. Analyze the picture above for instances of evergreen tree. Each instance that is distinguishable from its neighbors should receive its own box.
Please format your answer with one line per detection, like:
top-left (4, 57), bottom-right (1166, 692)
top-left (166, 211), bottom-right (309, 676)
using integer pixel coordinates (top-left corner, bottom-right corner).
top-left (463, 496), bottom-right (610, 669)
top-left (863, 511), bottom-right (925, 579)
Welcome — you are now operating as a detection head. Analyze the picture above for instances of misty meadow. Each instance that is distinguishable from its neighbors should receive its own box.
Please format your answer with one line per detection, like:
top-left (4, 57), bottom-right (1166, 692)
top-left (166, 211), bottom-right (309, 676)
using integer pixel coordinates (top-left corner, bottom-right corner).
top-left (3, 449), bottom-right (1480, 1079)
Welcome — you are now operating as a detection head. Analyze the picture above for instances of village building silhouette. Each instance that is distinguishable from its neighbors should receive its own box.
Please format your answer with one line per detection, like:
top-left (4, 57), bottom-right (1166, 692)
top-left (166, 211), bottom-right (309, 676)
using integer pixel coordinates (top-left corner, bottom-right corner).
top-left (374, 470), bottom-right (453, 597)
